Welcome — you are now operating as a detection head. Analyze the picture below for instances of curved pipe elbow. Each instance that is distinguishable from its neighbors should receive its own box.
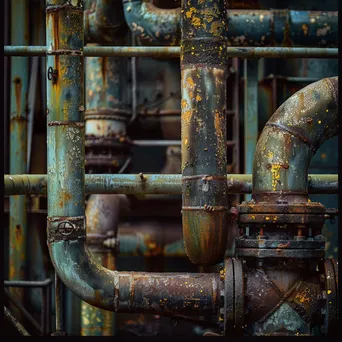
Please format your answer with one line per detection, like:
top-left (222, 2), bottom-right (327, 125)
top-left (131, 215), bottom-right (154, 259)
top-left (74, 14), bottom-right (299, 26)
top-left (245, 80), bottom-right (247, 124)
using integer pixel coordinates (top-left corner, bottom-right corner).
top-left (122, 0), bottom-right (180, 46)
top-left (49, 241), bottom-right (115, 310)
top-left (253, 76), bottom-right (338, 203)
top-left (85, 0), bottom-right (127, 44)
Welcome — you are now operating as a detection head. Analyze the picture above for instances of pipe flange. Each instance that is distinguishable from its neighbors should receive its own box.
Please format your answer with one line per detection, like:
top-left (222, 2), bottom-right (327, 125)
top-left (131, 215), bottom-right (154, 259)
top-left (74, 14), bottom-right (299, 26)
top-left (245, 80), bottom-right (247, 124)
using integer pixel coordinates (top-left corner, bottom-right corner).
top-left (85, 109), bottom-right (132, 123)
top-left (237, 201), bottom-right (327, 227)
top-left (224, 258), bottom-right (244, 335)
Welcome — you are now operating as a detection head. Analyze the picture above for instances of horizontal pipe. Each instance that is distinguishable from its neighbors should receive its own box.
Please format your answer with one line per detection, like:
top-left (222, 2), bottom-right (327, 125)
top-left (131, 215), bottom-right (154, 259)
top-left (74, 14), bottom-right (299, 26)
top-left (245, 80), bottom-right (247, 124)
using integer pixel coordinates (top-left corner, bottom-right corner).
top-left (4, 46), bottom-right (338, 58)
top-left (4, 279), bottom-right (52, 288)
top-left (4, 174), bottom-right (337, 195)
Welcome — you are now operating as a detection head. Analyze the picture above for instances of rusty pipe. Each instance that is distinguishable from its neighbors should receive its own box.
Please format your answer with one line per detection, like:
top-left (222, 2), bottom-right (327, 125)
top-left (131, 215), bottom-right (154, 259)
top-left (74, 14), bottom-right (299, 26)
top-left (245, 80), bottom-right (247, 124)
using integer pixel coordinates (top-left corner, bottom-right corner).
top-left (122, 0), bottom-right (181, 46)
top-left (85, 0), bottom-right (127, 44)
top-left (181, 0), bottom-right (229, 265)
top-left (253, 77), bottom-right (338, 203)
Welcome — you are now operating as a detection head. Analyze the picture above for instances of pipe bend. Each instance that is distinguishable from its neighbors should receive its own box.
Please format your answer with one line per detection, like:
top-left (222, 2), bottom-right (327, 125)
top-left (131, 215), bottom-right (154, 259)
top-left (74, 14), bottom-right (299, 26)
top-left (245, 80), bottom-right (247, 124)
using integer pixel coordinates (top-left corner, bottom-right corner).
top-left (253, 76), bottom-right (338, 203)
top-left (85, 0), bottom-right (127, 44)
top-left (122, 0), bottom-right (180, 46)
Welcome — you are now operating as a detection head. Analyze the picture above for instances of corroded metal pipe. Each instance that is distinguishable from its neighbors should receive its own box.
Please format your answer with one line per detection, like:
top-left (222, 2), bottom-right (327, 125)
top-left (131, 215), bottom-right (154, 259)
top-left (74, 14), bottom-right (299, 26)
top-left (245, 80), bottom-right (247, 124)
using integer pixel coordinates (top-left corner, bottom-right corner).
top-left (45, 0), bottom-right (221, 317)
top-left (181, 0), bottom-right (228, 265)
top-left (85, 0), bottom-right (127, 43)
top-left (122, 4), bottom-right (338, 47)
top-left (9, 0), bottom-right (29, 311)
top-left (5, 45), bottom-right (338, 58)
top-left (253, 77), bottom-right (338, 203)
top-left (122, 0), bottom-right (181, 46)
top-left (4, 174), bottom-right (338, 195)
top-left (82, 194), bottom-right (128, 335)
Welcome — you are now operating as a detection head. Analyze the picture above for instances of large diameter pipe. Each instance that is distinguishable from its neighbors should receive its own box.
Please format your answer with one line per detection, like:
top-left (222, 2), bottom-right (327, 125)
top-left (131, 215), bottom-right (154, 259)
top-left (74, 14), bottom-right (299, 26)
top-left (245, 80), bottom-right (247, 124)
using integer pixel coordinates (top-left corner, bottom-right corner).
top-left (5, 45), bottom-right (338, 58)
top-left (181, 0), bottom-right (228, 265)
top-left (253, 77), bottom-right (338, 203)
top-left (4, 174), bottom-right (338, 195)
top-left (45, 0), bottom-right (221, 317)
top-left (9, 0), bottom-right (29, 308)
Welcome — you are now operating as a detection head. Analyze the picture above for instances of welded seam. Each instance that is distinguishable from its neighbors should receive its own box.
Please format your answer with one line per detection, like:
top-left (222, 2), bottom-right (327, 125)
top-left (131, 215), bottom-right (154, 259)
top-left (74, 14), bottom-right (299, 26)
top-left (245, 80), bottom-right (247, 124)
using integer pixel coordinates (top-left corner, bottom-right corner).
top-left (266, 122), bottom-right (317, 153)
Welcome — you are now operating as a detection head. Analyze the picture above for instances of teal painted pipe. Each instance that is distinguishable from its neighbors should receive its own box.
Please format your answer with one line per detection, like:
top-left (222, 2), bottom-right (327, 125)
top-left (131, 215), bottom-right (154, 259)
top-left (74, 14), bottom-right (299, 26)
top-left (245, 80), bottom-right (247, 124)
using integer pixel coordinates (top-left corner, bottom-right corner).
top-left (253, 77), bottom-right (339, 203)
top-left (243, 59), bottom-right (258, 201)
top-left (44, 0), bottom-right (221, 318)
top-left (4, 45), bottom-right (338, 59)
top-left (4, 174), bottom-right (338, 195)
top-left (9, 0), bottom-right (29, 307)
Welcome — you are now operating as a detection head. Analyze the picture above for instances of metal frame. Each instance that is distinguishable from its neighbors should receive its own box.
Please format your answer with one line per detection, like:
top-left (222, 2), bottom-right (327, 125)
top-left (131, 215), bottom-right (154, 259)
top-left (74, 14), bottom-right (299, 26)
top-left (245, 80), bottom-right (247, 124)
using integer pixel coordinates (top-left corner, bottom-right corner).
top-left (4, 279), bottom-right (52, 336)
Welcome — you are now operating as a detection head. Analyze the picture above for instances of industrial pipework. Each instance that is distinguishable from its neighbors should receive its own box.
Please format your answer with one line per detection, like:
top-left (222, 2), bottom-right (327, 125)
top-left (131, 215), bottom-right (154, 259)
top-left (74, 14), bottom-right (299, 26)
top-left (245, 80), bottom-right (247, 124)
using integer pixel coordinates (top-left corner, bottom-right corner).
top-left (4, 0), bottom-right (339, 337)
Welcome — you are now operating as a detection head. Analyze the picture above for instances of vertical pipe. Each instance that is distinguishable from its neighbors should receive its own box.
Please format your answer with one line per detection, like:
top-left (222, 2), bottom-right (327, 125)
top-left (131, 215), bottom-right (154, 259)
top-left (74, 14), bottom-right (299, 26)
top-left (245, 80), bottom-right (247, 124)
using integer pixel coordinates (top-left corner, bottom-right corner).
top-left (243, 59), bottom-right (258, 201)
top-left (55, 273), bottom-right (64, 333)
top-left (46, 0), bottom-right (84, 335)
top-left (9, 0), bottom-right (29, 309)
top-left (181, 0), bottom-right (229, 265)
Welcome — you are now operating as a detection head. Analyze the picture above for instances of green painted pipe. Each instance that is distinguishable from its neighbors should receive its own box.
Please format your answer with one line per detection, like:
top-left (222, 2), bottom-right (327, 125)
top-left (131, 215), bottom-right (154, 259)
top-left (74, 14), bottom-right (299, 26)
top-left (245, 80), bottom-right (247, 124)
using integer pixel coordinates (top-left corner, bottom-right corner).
top-left (253, 77), bottom-right (338, 203)
top-left (4, 174), bottom-right (338, 195)
top-left (181, 0), bottom-right (228, 266)
top-left (4, 45), bottom-right (338, 59)
top-left (9, 0), bottom-right (29, 308)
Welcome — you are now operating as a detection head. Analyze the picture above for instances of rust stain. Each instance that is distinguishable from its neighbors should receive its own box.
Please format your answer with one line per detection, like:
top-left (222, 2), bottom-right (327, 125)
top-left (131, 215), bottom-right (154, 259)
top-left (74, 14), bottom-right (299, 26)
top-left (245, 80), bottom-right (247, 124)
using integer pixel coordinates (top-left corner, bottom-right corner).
top-left (302, 24), bottom-right (309, 36)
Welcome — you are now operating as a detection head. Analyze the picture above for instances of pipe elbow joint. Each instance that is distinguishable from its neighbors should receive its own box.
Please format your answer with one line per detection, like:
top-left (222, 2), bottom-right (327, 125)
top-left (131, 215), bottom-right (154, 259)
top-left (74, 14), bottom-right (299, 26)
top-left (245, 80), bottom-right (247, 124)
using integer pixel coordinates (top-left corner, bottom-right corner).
top-left (122, 0), bottom-right (180, 46)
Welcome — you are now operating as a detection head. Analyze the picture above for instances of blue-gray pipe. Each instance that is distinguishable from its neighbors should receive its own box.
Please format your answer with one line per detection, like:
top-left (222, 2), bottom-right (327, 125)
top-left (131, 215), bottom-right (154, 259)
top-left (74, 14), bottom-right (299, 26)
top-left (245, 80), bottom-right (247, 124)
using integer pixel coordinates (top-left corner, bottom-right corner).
top-left (122, 4), bottom-right (338, 47)
top-left (85, 0), bottom-right (127, 44)
top-left (253, 77), bottom-right (338, 203)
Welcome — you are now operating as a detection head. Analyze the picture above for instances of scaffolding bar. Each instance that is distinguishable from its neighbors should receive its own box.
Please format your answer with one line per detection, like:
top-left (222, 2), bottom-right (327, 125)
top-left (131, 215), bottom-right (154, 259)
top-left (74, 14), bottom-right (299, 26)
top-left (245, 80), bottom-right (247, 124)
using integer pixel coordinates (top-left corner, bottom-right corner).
top-left (4, 46), bottom-right (338, 59)
top-left (4, 174), bottom-right (338, 195)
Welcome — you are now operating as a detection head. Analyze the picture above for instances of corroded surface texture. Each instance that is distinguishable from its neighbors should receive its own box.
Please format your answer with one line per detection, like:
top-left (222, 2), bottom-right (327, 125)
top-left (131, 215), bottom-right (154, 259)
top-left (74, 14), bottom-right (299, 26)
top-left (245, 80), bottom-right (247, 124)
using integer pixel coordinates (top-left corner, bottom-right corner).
top-left (181, 0), bottom-right (228, 265)
top-left (123, 0), bottom-right (181, 46)
top-left (253, 77), bottom-right (338, 203)
top-left (9, 0), bottom-right (29, 307)
top-left (4, 173), bottom-right (338, 195)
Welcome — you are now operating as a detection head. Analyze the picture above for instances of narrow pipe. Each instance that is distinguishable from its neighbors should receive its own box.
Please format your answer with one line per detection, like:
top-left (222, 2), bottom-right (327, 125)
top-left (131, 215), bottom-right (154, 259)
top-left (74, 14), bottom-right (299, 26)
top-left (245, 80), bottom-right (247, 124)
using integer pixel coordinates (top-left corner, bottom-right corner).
top-left (4, 279), bottom-right (52, 287)
top-left (122, 4), bottom-right (337, 47)
top-left (4, 174), bottom-right (338, 195)
top-left (81, 194), bottom-right (127, 336)
top-left (243, 59), bottom-right (258, 201)
top-left (55, 273), bottom-right (64, 333)
top-left (9, 0), bottom-right (29, 311)
top-left (4, 306), bottom-right (31, 336)
top-left (122, 0), bottom-right (181, 46)
top-left (45, 0), bottom-right (220, 318)
top-left (253, 77), bottom-right (338, 203)
top-left (5, 45), bottom-right (338, 58)
top-left (85, 0), bottom-right (127, 43)
top-left (181, 0), bottom-right (228, 265)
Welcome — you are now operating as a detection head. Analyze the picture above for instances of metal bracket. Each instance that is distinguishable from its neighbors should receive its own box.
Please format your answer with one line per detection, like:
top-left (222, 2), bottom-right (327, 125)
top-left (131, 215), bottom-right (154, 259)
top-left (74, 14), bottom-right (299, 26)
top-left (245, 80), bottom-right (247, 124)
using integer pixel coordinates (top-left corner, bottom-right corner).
top-left (47, 67), bottom-right (58, 84)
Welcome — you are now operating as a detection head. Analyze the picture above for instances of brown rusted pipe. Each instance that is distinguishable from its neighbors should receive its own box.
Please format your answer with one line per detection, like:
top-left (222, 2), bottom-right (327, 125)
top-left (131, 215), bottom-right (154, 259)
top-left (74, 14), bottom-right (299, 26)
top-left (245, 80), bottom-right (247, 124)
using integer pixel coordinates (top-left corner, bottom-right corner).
top-left (253, 77), bottom-right (338, 204)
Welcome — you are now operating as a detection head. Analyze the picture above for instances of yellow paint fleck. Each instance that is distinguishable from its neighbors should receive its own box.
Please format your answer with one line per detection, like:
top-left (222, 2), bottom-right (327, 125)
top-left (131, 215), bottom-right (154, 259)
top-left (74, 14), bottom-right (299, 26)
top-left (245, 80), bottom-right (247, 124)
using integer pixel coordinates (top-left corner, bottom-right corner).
top-left (181, 99), bottom-right (188, 108)
top-left (267, 151), bottom-right (273, 159)
top-left (187, 77), bottom-right (195, 87)
top-left (271, 164), bottom-right (282, 191)
top-left (252, 215), bottom-right (255, 219)
top-left (185, 138), bottom-right (188, 145)
top-left (196, 95), bottom-right (202, 101)
top-left (265, 217), bottom-right (270, 221)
